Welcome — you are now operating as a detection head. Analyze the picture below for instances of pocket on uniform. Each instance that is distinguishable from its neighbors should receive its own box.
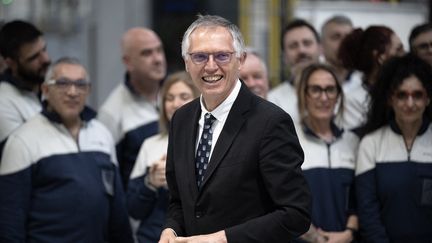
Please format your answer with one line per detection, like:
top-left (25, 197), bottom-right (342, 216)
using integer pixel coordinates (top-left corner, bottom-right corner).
top-left (420, 178), bottom-right (432, 207)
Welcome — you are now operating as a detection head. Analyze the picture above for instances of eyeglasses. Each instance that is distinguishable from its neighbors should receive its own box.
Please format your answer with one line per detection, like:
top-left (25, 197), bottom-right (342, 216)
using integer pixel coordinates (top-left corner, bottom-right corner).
top-left (393, 90), bottom-right (427, 102)
top-left (414, 41), bottom-right (432, 52)
top-left (188, 52), bottom-right (235, 65)
top-left (306, 85), bottom-right (339, 99)
top-left (46, 78), bottom-right (90, 92)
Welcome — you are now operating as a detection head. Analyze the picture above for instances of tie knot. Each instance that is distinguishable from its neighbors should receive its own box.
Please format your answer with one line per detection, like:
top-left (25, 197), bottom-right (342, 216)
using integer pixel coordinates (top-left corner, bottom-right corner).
top-left (204, 113), bottom-right (216, 126)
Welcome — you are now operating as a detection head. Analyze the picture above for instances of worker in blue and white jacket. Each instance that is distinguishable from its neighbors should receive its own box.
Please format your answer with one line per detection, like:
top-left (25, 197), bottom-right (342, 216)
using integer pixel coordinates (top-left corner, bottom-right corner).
top-left (295, 63), bottom-right (359, 243)
top-left (0, 20), bottom-right (52, 157)
top-left (356, 54), bottom-right (432, 243)
top-left (0, 57), bottom-right (133, 243)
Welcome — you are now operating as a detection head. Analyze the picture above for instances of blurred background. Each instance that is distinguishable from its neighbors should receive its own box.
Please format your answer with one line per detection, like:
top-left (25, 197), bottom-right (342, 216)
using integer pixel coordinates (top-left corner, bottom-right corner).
top-left (0, 0), bottom-right (428, 108)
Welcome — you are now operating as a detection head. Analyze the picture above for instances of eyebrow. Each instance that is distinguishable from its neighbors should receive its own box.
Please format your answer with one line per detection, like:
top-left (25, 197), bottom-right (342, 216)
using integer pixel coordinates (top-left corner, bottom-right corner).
top-left (24, 44), bottom-right (47, 63)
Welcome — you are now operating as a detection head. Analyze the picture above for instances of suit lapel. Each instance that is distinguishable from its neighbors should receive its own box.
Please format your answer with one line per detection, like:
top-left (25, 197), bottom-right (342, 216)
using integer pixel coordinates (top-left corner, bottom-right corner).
top-left (200, 84), bottom-right (253, 190)
top-left (183, 100), bottom-right (202, 197)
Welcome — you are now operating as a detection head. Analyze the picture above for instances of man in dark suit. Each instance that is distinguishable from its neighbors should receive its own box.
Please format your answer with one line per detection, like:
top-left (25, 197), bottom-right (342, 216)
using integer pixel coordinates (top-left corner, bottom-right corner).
top-left (159, 15), bottom-right (311, 243)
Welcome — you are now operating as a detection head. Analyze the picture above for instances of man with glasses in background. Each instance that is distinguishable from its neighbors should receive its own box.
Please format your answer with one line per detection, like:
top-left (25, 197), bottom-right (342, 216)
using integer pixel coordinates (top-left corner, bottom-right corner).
top-left (409, 23), bottom-right (432, 67)
top-left (159, 14), bottom-right (310, 243)
top-left (0, 57), bottom-right (133, 243)
top-left (0, 20), bottom-right (51, 157)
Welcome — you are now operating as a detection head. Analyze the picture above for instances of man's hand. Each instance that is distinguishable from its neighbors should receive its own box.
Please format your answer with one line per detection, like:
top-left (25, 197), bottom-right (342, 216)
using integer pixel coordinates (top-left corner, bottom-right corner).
top-left (148, 155), bottom-right (167, 188)
top-left (300, 224), bottom-right (327, 243)
top-left (159, 228), bottom-right (177, 243)
top-left (174, 230), bottom-right (227, 243)
top-left (317, 228), bottom-right (353, 243)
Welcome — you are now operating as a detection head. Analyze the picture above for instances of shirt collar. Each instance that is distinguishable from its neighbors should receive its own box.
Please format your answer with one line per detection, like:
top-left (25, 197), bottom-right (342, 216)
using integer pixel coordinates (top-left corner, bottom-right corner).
top-left (199, 79), bottom-right (241, 123)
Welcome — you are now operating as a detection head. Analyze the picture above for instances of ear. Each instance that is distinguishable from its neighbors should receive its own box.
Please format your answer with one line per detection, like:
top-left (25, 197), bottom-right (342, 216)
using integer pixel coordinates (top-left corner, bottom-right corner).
top-left (41, 83), bottom-right (49, 99)
top-left (238, 52), bottom-right (246, 70)
top-left (122, 55), bottom-right (133, 71)
top-left (184, 59), bottom-right (189, 72)
top-left (4, 57), bottom-right (17, 71)
top-left (377, 54), bottom-right (386, 65)
top-left (387, 95), bottom-right (394, 107)
top-left (373, 50), bottom-right (386, 65)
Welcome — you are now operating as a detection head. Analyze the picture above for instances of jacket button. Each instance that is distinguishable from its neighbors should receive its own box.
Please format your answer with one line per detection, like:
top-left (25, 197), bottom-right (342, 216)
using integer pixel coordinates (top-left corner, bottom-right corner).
top-left (195, 211), bottom-right (203, 218)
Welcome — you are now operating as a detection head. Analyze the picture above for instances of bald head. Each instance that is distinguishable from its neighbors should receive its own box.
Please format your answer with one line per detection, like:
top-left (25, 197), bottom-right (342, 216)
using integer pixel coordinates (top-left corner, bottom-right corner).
top-left (121, 28), bottom-right (159, 56)
top-left (239, 51), bottom-right (269, 99)
top-left (121, 27), bottom-right (167, 85)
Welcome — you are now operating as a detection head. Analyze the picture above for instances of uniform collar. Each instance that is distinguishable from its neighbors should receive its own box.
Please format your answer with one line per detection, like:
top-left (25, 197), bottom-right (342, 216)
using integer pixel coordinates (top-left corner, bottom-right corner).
top-left (1, 69), bottom-right (42, 100)
top-left (302, 120), bottom-right (344, 142)
top-left (41, 100), bottom-right (96, 124)
top-left (124, 72), bottom-right (138, 95)
top-left (1, 68), bottom-right (38, 92)
top-left (389, 115), bottom-right (430, 136)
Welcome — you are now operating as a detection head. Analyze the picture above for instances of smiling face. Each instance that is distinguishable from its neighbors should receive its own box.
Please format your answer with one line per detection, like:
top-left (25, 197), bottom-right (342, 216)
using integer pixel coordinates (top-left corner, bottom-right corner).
top-left (305, 69), bottom-right (340, 123)
top-left (239, 53), bottom-right (269, 99)
top-left (390, 75), bottom-right (430, 126)
top-left (283, 26), bottom-right (321, 76)
top-left (42, 63), bottom-right (89, 124)
top-left (185, 26), bottom-right (245, 110)
top-left (164, 80), bottom-right (195, 121)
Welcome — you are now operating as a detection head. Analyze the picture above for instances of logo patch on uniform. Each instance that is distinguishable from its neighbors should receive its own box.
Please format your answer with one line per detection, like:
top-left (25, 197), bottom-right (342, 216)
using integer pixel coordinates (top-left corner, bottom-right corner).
top-left (421, 178), bottom-right (432, 206)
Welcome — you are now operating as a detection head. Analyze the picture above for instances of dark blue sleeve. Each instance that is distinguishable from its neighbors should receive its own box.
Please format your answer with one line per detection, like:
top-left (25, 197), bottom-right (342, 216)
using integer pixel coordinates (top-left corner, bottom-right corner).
top-left (108, 165), bottom-right (134, 243)
top-left (127, 175), bottom-right (159, 220)
top-left (356, 170), bottom-right (389, 243)
top-left (347, 182), bottom-right (357, 215)
top-left (0, 168), bottom-right (31, 242)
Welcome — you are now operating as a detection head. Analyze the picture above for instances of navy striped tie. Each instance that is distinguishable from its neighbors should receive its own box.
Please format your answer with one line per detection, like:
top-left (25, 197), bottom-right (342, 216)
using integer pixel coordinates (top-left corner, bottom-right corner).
top-left (195, 113), bottom-right (216, 188)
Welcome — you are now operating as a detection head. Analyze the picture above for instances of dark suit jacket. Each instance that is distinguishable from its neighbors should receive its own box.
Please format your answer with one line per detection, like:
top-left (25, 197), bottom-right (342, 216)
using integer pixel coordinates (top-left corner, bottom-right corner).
top-left (165, 83), bottom-right (311, 243)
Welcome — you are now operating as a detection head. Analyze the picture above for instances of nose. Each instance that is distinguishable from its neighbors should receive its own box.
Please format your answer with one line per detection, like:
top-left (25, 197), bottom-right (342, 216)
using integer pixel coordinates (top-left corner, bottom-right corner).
top-left (39, 50), bottom-right (50, 64)
top-left (66, 83), bottom-right (79, 96)
top-left (204, 55), bottom-right (218, 71)
top-left (297, 43), bottom-right (308, 54)
top-left (173, 97), bottom-right (184, 108)
top-left (153, 51), bottom-right (164, 64)
top-left (406, 96), bottom-right (414, 107)
top-left (319, 91), bottom-right (330, 101)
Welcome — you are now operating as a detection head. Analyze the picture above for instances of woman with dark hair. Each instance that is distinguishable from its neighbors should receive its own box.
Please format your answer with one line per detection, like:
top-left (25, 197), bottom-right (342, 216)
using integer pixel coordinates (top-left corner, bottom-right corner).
top-left (295, 63), bottom-right (359, 243)
top-left (127, 71), bottom-right (200, 243)
top-left (355, 54), bottom-right (432, 242)
top-left (338, 26), bottom-right (405, 130)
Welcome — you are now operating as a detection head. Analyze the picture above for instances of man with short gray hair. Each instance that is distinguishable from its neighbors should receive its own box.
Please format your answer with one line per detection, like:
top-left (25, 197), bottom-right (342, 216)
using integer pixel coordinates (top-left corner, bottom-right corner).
top-left (160, 14), bottom-right (311, 243)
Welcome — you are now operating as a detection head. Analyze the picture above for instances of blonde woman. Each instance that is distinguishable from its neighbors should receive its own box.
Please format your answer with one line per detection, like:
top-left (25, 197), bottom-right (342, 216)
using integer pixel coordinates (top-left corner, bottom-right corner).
top-left (127, 71), bottom-right (199, 243)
